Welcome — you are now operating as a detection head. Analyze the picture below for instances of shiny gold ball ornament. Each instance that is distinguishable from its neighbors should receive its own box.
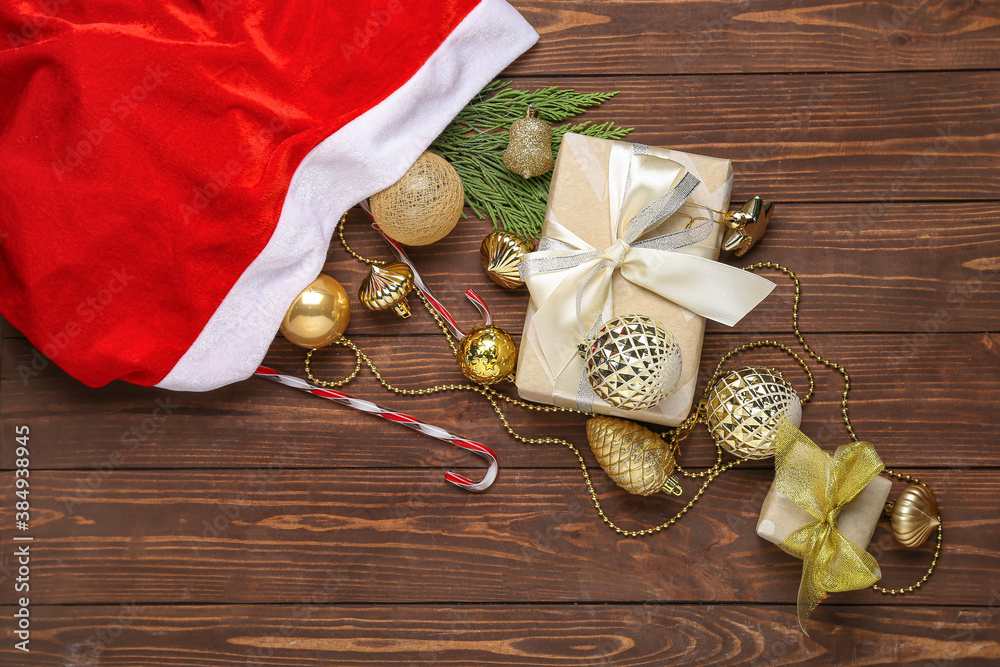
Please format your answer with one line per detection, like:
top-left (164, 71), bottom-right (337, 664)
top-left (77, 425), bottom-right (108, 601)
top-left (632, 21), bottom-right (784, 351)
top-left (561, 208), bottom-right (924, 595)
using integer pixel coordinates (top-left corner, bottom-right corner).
top-left (503, 106), bottom-right (554, 179)
top-left (586, 416), bottom-right (682, 496)
top-left (888, 485), bottom-right (941, 548)
top-left (704, 366), bottom-right (802, 460)
top-left (280, 274), bottom-right (351, 349)
top-left (358, 262), bottom-right (414, 318)
top-left (579, 314), bottom-right (682, 411)
top-left (457, 325), bottom-right (518, 385)
top-left (480, 231), bottom-right (533, 289)
top-left (369, 151), bottom-right (465, 246)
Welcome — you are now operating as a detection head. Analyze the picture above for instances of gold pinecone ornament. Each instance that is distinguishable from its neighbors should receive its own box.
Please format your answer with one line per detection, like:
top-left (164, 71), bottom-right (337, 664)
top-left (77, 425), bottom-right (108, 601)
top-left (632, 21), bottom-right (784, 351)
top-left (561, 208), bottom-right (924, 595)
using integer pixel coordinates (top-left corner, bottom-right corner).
top-left (503, 106), bottom-right (554, 179)
top-left (704, 366), bottom-right (802, 460)
top-left (580, 314), bottom-right (683, 411)
top-left (480, 231), bottom-right (533, 289)
top-left (586, 416), bottom-right (682, 496)
top-left (358, 262), bottom-right (415, 318)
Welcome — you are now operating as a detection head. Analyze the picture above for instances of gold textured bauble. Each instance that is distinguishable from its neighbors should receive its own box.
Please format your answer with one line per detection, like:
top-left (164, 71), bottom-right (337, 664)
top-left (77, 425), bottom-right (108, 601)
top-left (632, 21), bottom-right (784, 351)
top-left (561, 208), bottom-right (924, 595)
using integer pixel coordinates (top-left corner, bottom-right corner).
top-left (280, 274), bottom-right (351, 349)
top-left (457, 325), bottom-right (517, 385)
top-left (579, 314), bottom-right (682, 411)
top-left (586, 416), bottom-right (682, 496)
top-left (369, 152), bottom-right (465, 246)
top-left (503, 107), bottom-right (554, 179)
top-left (358, 262), bottom-right (414, 318)
top-left (890, 485), bottom-right (941, 548)
top-left (704, 367), bottom-right (802, 460)
top-left (480, 231), bottom-right (533, 289)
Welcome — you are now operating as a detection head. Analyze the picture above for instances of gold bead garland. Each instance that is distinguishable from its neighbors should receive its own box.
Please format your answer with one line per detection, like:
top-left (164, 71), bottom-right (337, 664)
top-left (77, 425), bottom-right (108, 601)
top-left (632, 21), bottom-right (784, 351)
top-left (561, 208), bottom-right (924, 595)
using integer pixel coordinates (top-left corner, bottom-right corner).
top-left (324, 214), bottom-right (941, 594)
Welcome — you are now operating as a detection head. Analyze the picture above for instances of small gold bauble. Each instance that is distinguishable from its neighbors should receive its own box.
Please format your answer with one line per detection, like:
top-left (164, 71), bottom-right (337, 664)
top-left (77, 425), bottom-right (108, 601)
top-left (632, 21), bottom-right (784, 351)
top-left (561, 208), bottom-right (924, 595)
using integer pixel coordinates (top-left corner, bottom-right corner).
top-left (457, 325), bottom-right (517, 385)
top-left (704, 366), bottom-right (802, 460)
top-left (480, 231), bottom-right (533, 289)
top-left (280, 274), bottom-right (351, 349)
top-left (585, 416), bottom-right (682, 496)
top-left (503, 107), bottom-right (554, 179)
top-left (370, 151), bottom-right (465, 246)
top-left (358, 262), bottom-right (414, 318)
top-left (889, 485), bottom-right (941, 548)
top-left (579, 314), bottom-right (682, 411)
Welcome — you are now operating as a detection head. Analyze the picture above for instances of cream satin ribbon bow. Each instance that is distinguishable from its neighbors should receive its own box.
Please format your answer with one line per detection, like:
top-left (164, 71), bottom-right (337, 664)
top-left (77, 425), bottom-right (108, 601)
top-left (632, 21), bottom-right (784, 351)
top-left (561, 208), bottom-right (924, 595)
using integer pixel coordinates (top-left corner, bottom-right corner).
top-left (519, 143), bottom-right (776, 379)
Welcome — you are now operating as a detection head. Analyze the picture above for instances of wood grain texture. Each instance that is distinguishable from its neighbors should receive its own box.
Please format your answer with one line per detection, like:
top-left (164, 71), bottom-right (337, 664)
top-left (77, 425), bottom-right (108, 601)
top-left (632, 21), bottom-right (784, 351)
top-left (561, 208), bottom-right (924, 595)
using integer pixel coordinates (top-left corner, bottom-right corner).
top-left (505, 1), bottom-right (1000, 75)
top-left (0, 468), bottom-right (994, 606)
top-left (0, 604), bottom-right (998, 666)
top-left (2, 331), bottom-right (998, 471)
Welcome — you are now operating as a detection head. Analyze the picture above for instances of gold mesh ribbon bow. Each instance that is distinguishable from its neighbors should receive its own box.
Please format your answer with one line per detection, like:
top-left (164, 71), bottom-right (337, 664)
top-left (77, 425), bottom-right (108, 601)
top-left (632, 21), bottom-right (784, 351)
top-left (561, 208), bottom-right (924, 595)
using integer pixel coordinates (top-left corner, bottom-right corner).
top-left (772, 417), bottom-right (884, 634)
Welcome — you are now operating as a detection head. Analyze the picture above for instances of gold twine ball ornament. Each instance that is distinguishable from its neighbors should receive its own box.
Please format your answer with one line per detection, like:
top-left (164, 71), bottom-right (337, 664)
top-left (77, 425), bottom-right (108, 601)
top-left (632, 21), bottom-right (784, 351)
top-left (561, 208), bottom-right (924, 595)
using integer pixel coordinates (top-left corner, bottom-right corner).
top-left (369, 152), bottom-right (465, 246)
top-left (586, 416), bottom-right (682, 496)
top-left (358, 262), bottom-right (414, 318)
top-left (457, 325), bottom-right (518, 385)
top-left (579, 314), bottom-right (682, 411)
top-left (704, 366), bottom-right (802, 460)
top-left (480, 231), bottom-right (533, 289)
top-left (503, 106), bottom-right (554, 179)
top-left (888, 485), bottom-right (941, 548)
top-left (280, 274), bottom-right (351, 349)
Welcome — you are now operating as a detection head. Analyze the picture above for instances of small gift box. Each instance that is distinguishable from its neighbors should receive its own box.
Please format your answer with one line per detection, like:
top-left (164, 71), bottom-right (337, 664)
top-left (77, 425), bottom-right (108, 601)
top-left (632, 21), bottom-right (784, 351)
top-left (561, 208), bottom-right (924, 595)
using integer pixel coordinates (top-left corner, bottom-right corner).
top-left (515, 133), bottom-right (773, 425)
top-left (760, 418), bottom-right (890, 633)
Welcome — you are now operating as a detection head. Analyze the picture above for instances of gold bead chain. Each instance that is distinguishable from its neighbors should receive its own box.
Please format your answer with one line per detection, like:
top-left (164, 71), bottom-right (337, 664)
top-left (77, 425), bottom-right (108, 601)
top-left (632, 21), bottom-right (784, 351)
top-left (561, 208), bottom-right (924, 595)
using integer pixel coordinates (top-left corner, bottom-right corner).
top-left (326, 215), bottom-right (940, 592)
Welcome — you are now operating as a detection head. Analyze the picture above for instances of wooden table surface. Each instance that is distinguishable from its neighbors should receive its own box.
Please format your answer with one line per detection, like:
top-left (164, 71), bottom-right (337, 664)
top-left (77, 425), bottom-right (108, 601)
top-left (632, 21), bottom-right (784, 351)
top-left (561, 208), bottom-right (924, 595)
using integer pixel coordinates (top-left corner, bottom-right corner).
top-left (3, 2), bottom-right (1000, 665)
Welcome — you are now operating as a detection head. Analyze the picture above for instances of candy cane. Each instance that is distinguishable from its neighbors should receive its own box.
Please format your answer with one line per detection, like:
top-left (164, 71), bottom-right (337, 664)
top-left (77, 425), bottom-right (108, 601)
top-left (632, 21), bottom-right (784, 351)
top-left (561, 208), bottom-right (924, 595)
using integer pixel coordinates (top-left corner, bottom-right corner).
top-left (254, 366), bottom-right (498, 492)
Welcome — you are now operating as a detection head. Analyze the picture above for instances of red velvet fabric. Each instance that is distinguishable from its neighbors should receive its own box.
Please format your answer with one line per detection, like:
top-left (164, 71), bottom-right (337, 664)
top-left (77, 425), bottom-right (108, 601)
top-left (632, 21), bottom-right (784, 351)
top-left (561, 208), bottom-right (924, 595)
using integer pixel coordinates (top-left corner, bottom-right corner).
top-left (0, 0), bottom-right (479, 386)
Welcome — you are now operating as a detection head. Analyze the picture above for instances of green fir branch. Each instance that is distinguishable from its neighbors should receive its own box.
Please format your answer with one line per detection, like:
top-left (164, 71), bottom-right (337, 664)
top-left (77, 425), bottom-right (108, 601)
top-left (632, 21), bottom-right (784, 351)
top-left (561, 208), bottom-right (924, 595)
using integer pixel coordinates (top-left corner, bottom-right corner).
top-left (429, 81), bottom-right (632, 239)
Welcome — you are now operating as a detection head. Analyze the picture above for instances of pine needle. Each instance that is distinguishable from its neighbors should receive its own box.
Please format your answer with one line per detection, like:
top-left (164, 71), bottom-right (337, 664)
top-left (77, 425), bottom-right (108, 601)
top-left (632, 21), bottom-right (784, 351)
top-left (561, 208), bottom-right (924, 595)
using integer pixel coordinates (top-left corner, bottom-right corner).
top-left (429, 81), bottom-right (632, 239)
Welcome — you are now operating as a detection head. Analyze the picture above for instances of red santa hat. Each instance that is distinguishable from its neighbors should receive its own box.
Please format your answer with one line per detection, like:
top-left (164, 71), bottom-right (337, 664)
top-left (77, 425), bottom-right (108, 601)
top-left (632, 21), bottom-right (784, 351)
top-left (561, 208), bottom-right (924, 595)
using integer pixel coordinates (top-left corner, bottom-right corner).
top-left (0, 0), bottom-right (537, 390)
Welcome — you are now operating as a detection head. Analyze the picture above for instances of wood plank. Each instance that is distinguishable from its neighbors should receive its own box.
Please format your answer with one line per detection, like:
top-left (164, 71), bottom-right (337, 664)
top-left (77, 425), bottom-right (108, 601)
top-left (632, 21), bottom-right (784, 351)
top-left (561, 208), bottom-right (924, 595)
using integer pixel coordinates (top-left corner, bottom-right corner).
top-left (2, 331), bottom-right (997, 470)
top-left (0, 604), bottom-right (997, 666)
top-left (0, 468), bottom-right (991, 606)
top-left (505, 1), bottom-right (1000, 76)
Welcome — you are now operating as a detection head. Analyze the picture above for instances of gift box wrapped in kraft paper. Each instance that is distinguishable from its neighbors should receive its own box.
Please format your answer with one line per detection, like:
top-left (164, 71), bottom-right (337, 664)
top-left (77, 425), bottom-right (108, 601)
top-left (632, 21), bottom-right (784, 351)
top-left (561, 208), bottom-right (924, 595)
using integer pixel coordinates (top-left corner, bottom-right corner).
top-left (515, 133), bottom-right (775, 425)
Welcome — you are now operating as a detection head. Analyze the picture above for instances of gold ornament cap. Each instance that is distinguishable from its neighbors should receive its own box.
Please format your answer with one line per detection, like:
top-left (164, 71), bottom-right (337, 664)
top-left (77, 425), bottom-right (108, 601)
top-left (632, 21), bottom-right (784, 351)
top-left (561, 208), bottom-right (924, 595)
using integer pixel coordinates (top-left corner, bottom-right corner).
top-left (888, 485), bottom-right (941, 548)
top-left (280, 274), bottom-right (351, 349)
top-left (586, 416), bottom-right (682, 496)
top-left (503, 106), bottom-right (554, 179)
top-left (458, 325), bottom-right (518, 385)
top-left (705, 366), bottom-right (802, 460)
top-left (359, 262), bottom-right (414, 318)
top-left (480, 231), bottom-right (533, 289)
top-left (580, 314), bottom-right (682, 411)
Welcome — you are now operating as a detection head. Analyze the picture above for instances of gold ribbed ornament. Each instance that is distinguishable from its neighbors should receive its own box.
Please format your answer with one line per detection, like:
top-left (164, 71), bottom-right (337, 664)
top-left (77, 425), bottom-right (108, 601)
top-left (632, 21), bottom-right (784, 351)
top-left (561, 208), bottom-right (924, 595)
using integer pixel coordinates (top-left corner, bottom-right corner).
top-left (358, 262), bottom-right (414, 318)
top-left (457, 325), bottom-right (518, 385)
top-left (503, 107), bottom-right (554, 179)
top-left (580, 314), bottom-right (682, 411)
top-left (586, 416), bottom-right (682, 496)
top-left (889, 485), bottom-right (941, 548)
top-left (704, 366), bottom-right (802, 460)
top-left (480, 231), bottom-right (533, 289)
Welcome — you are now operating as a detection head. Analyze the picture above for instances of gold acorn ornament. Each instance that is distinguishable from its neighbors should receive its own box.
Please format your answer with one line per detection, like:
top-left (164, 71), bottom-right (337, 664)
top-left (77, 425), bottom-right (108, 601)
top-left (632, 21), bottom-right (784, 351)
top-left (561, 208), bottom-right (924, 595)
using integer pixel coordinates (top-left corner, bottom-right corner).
top-left (885, 485), bottom-right (941, 548)
top-left (369, 151), bottom-right (465, 246)
top-left (578, 314), bottom-right (683, 411)
top-left (721, 196), bottom-right (775, 257)
top-left (704, 366), bottom-right (802, 460)
top-left (458, 325), bottom-right (518, 385)
top-left (586, 416), bottom-right (682, 496)
top-left (503, 106), bottom-right (554, 179)
top-left (359, 262), bottom-right (414, 318)
top-left (480, 231), bottom-right (533, 289)
top-left (280, 274), bottom-right (351, 349)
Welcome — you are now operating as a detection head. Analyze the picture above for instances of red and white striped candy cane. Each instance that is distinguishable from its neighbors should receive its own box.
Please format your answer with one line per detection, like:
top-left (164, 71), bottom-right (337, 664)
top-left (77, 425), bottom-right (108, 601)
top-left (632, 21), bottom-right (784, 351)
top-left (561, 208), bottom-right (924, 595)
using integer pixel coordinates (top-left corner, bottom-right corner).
top-left (254, 366), bottom-right (498, 492)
